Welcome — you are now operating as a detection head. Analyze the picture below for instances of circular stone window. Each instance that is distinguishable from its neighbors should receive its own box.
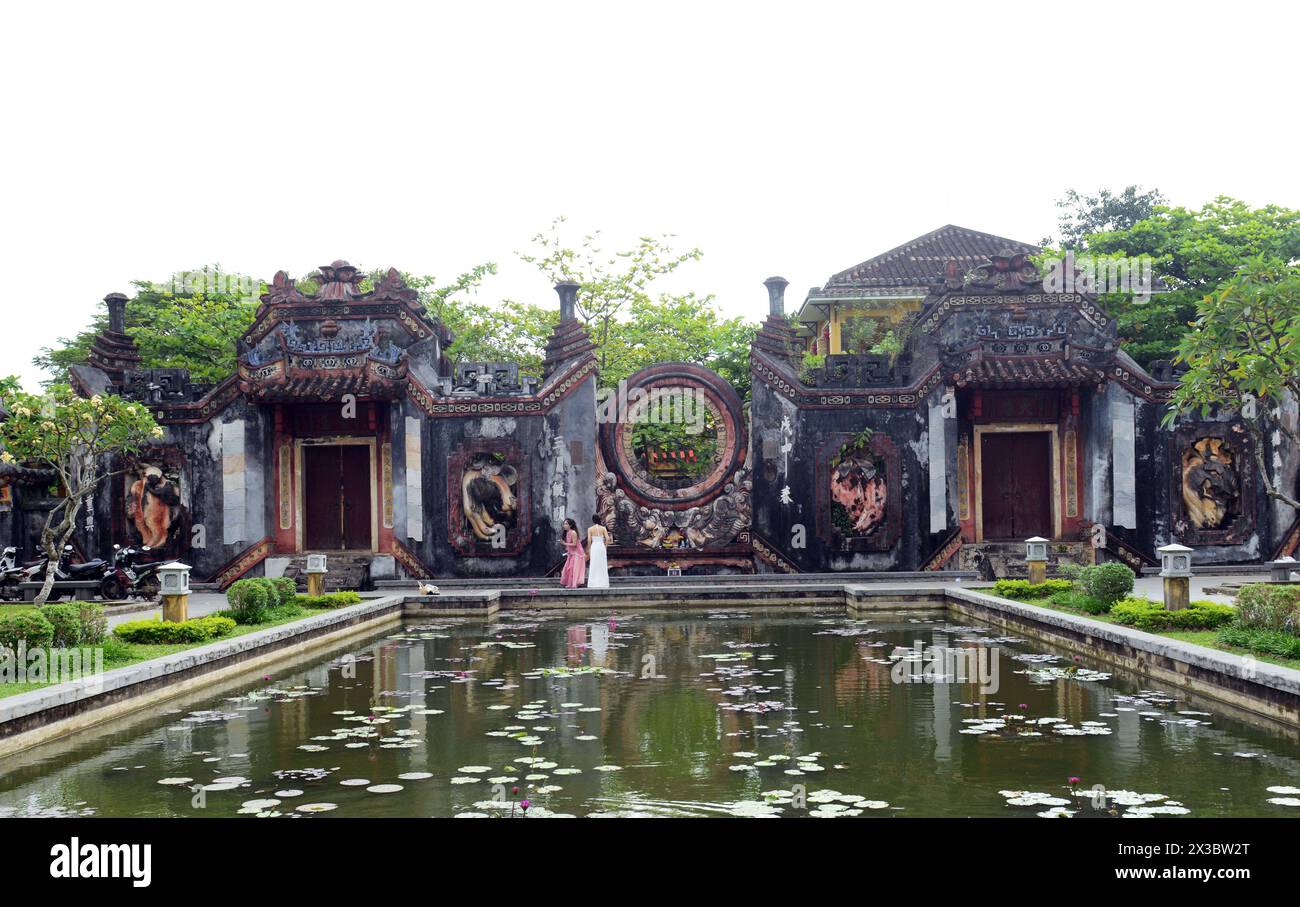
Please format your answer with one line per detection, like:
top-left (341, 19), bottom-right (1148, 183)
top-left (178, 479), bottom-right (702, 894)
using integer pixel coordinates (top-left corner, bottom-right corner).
top-left (601, 363), bottom-right (746, 509)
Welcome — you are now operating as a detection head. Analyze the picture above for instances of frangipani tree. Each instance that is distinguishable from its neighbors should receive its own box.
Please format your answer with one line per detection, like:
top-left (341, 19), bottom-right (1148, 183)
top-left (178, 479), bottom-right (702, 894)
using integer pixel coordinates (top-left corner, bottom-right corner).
top-left (0, 379), bottom-right (162, 605)
top-left (1166, 259), bottom-right (1300, 512)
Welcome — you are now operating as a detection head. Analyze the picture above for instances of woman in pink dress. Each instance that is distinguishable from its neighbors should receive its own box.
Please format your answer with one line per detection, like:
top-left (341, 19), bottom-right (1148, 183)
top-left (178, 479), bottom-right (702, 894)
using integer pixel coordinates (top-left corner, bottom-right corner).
top-left (559, 518), bottom-right (586, 588)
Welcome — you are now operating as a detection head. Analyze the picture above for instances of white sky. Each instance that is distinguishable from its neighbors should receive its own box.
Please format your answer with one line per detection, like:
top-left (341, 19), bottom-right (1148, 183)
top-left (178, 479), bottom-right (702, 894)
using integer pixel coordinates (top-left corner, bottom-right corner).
top-left (3, 0), bottom-right (1298, 389)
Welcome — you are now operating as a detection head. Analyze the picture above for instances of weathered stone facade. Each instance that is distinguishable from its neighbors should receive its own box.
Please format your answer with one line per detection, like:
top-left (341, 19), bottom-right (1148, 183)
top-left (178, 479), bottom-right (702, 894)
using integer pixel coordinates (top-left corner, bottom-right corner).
top-left (4, 232), bottom-right (1295, 584)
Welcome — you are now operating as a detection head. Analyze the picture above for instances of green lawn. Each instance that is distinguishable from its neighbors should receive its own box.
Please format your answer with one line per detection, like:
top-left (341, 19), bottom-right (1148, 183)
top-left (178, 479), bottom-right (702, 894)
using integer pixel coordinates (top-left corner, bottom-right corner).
top-left (984, 588), bottom-right (1300, 672)
top-left (0, 606), bottom-right (334, 699)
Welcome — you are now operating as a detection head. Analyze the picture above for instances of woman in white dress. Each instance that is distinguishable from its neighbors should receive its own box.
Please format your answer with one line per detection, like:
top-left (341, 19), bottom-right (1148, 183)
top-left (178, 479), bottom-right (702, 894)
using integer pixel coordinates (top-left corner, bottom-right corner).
top-left (585, 515), bottom-right (610, 589)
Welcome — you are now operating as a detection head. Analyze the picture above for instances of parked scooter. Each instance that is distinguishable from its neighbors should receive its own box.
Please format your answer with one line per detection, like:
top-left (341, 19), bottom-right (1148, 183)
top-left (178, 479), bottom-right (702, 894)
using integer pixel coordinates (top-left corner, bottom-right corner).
top-left (0, 547), bottom-right (27, 600)
top-left (113, 545), bottom-right (164, 600)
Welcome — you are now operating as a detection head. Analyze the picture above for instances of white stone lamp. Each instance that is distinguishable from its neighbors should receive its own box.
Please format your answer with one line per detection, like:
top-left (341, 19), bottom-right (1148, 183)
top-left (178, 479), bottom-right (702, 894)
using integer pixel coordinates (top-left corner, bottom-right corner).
top-left (306, 553), bottom-right (328, 574)
top-left (158, 562), bottom-right (191, 596)
top-left (1025, 536), bottom-right (1049, 584)
top-left (1158, 543), bottom-right (1193, 578)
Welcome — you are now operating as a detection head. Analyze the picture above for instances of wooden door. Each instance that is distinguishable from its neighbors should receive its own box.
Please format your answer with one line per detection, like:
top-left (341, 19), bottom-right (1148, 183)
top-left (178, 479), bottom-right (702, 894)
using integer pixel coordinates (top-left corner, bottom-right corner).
top-left (302, 446), bottom-right (373, 550)
top-left (340, 445), bottom-right (372, 550)
top-left (980, 432), bottom-right (1052, 540)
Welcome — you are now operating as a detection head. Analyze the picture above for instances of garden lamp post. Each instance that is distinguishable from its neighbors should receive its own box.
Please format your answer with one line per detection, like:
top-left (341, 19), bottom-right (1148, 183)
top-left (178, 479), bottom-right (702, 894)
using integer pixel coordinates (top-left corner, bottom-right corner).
top-left (1157, 543), bottom-right (1192, 611)
top-left (306, 553), bottom-right (328, 597)
top-left (1025, 537), bottom-right (1049, 585)
top-left (157, 562), bottom-right (191, 623)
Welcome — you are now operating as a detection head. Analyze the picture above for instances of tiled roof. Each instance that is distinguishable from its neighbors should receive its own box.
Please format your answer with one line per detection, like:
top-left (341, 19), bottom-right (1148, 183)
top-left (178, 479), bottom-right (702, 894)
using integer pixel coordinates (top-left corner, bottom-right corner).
top-left (822, 225), bottom-right (1040, 291)
top-left (953, 357), bottom-right (1104, 389)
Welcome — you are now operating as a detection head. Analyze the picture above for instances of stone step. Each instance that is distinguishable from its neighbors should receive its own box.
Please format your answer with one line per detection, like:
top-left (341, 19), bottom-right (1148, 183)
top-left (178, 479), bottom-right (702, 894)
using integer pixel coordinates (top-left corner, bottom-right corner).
top-left (277, 553), bottom-right (374, 592)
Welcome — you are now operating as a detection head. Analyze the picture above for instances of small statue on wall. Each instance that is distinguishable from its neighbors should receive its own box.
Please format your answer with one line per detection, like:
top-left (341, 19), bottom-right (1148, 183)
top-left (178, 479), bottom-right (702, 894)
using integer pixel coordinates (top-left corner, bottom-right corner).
top-left (1181, 437), bottom-right (1240, 530)
top-left (461, 453), bottom-right (519, 543)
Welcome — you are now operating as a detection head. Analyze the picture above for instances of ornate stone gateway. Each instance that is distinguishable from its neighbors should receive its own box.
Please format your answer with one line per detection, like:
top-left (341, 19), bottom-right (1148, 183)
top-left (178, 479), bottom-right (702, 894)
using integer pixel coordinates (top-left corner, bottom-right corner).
top-left (595, 363), bottom-right (752, 574)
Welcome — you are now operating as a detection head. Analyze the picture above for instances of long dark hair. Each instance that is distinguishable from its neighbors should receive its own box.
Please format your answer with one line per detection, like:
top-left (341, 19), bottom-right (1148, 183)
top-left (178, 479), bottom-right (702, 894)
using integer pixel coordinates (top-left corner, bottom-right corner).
top-left (561, 518), bottom-right (578, 540)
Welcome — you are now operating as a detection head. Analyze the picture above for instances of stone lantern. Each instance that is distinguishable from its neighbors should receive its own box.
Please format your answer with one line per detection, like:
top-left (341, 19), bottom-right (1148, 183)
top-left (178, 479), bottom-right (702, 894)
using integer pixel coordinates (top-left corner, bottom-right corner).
top-left (1157, 543), bottom-right (1193, 611)
top-left (1025, 537), bottom-right (1049, 585)
top-left (157, 562), bottom-right (191, 622)
top-left (306, 553), bottom-right (328, 597)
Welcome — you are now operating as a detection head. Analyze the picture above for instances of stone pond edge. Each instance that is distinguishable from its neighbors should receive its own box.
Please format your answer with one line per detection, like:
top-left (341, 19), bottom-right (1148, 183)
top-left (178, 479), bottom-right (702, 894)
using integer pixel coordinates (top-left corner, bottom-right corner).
top-left (3, 582), bottom-right (1299, 756)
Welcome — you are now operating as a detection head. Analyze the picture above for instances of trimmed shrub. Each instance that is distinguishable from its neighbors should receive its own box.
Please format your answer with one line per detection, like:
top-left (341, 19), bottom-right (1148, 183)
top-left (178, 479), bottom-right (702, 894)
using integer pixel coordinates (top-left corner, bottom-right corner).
top-left (1218, 625), bottom-right (1300, 660)
top-left (1079, 562), bottom-right (1135, 607)
top-left (226, 578), bottom-right (274, 624)
top-left (269, 576), bottom-right (298, 607)
top-left (0, 610), bottom-right (55, 652)
top-left (77, 603), bottom-right (108, 645)
top-left (295, 591), bottom-right (362, 609)
top-left (1234, 584), bottom-right (1300, 634)
top-left (114, 615), bottom-right (236, 644)
top-left (992, 578), bottom-right (1074, 599)
top-left (1110, 597), bottom-right (1235, 632)
top-left (41, 603), bottom-right (82, 648)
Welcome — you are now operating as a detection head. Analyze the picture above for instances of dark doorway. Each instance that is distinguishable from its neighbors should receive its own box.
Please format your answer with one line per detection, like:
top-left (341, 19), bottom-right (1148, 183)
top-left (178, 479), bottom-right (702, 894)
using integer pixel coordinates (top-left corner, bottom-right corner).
top-left (980, 431), bottom-right (1052, 540)
top-left (302, 445), bottom-right (372, 550)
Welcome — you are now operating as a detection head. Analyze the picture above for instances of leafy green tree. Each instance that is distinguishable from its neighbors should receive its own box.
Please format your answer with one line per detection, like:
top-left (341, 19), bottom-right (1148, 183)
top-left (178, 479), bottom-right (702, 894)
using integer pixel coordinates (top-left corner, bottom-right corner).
top-left (1082, 197), bottom-right (1300, 366)
top-left (35, 268), bottom-right (263, 385)
top-left (599, 293), bottom-right (756, 392)
top-left (518, 217), bottom-right (704, 375)
top-left (1046, 185), bottom-right (1166, 249)
top-left (0, 380), bottom-right (162, 605)
top-left (1166, 258), bottom-right (1300, 512)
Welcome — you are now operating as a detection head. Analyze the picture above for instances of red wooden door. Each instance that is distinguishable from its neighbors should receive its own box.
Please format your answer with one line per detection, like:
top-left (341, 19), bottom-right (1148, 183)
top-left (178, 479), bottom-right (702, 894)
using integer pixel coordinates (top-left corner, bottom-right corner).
top-left (981, 432), bottom-right (1052, 540)
top-left (302, 446), bottom-right (373, 550)
top-left (340, 445), bottom-right (372, 550)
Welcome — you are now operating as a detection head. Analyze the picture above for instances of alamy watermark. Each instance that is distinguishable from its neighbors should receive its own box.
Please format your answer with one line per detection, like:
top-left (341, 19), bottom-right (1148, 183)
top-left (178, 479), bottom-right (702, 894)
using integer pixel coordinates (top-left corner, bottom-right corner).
top-left (1041, 251), bottom-right (1154, 304)
top-left (148, 268), bottom-right (261, 302)
top-left (595, 381), bottom-right (707, 435)
top-left (889, 641), bottom-right (1000, 694)
top-left (0, 644), bottom-right (105, 692)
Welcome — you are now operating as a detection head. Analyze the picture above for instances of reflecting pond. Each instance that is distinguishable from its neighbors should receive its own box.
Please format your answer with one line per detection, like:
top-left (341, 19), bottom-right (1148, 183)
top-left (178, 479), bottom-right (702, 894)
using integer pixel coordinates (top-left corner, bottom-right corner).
top-left (3, 609), bottom-right (1300, 818)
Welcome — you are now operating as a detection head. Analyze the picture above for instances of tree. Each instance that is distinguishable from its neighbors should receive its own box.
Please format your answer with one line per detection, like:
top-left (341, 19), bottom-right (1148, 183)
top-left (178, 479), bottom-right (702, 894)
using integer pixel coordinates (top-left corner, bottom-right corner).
top-left (0, 380), bottom-right (162, 605)
top-left (1046, 185), bottom-right (1166, 249)
top-left (1080, 197), bottom-right (1300, 366)
top-left (518, 217), bottom-right (704, 376)
top-left (1165, 259), bottom-right (1300, 513)
top-left (599, 293), bottom-right (757, 395)
top-left (35, 268), bottom-right (263, 385)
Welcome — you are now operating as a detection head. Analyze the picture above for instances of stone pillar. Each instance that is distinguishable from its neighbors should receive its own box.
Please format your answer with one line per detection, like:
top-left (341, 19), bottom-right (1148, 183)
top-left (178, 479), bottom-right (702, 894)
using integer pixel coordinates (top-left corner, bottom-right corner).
top-left (1158, 543), bottom-right (1192, 611)
top-left (162, 593), bottom-right (188, 622)
top-left (555, 280), bottom-right (579, 322)
top-left (764, 276), bottom-right (789, 318)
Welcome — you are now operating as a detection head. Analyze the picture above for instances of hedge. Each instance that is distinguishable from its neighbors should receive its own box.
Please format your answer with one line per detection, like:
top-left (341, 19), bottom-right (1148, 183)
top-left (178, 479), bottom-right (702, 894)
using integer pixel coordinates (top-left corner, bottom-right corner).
top-left (992, 578), bottom-right (1074, 599)
top-left (294, 591), bottom-right (362, 608)
top-left (114, 615), bottom-right (237, 644)
top-left (1110, 598), bottom-right (1235, 632)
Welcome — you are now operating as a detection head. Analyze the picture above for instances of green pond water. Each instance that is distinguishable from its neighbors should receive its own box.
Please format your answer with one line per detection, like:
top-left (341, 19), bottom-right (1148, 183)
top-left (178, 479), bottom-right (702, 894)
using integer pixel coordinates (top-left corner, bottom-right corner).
top-left (3, 608), bottom-right (1300, 818)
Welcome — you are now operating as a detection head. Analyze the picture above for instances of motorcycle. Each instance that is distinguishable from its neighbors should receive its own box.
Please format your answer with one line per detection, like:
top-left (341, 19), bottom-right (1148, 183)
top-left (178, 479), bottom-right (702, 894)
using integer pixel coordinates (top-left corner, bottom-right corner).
top-left (114, 545), bottom-right (164, 600)
top-left (0, 547), bottom-right (27, 600)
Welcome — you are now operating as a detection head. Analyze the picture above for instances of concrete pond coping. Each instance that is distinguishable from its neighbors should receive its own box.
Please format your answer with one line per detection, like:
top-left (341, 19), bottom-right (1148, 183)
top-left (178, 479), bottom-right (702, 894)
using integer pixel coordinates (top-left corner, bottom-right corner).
top-left (4, 579), bottom-right (1300, 756)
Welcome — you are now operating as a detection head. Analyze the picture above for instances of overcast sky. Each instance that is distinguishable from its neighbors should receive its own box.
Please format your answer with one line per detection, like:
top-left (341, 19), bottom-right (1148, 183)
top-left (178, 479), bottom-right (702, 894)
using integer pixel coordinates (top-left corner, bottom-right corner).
top-left (4, 1), bottom-right (1297, 389)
